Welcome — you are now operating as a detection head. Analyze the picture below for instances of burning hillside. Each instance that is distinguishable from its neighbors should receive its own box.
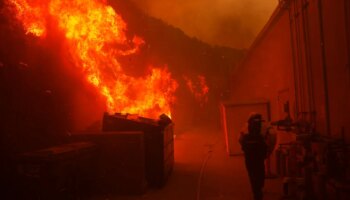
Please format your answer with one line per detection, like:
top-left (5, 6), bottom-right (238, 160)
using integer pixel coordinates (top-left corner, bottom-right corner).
top-left (7, 0), bottom-right (178, 119)
top-left (0, 0), bottom-right (243, 137)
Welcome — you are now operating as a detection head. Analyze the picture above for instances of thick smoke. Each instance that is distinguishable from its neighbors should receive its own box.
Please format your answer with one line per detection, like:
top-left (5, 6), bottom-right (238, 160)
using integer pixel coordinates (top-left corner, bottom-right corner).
top-left (129, 0), bottom-right (277, 49)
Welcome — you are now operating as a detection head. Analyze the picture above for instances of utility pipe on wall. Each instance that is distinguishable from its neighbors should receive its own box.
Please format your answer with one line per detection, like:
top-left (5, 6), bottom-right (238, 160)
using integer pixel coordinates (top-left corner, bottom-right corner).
top-left (317, 0), bottom-right (331, 136)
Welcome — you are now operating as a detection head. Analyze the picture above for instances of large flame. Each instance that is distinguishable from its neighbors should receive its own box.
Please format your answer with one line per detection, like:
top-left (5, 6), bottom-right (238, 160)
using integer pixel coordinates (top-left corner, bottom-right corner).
top-left (7, 0), bottom-right (178, 119)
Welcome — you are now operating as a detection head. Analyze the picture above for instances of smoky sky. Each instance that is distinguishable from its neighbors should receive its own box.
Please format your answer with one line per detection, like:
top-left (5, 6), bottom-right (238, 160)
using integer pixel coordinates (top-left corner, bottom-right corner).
top-left (129, 0), bottom-right (277, 49)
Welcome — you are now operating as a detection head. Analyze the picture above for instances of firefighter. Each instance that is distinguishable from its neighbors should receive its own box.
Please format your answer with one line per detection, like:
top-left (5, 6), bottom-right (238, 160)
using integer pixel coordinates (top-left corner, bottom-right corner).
top-left (239, 113), bottom-right (268, 200)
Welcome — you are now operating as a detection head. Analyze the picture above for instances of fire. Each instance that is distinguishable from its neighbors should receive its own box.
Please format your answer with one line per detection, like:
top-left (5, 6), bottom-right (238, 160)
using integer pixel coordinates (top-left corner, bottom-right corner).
top-left (183, 75), bottom-right (209, 106)
top-left (8, 0), bottom-right (47, 37)
top-left (7, 0), bottom-right (178, 119)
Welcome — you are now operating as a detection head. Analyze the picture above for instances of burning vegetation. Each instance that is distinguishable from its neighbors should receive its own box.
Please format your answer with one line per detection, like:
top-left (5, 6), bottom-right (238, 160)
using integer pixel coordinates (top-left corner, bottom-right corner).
top-left (1, 0), bottom-right (243, 133)
top-left (183, 75), bottom-right (209, 107)
top-left (7, 0), bottom-right (179, 119)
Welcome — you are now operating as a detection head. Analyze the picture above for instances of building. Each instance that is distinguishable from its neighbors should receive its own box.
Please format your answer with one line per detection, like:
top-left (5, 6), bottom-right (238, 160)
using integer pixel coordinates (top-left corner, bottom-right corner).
top-left (228, 0), bottom-right (350, 198)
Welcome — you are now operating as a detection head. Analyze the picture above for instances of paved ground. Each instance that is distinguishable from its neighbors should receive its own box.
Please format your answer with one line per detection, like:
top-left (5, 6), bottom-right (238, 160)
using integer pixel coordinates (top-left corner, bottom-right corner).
top-left (93, 126), bottom-right (283, 200)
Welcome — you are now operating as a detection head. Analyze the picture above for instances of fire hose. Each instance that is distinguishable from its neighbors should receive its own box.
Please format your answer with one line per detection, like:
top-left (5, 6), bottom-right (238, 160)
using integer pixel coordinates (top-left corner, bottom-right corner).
top-left (196, 146), bottom-right (213, 200)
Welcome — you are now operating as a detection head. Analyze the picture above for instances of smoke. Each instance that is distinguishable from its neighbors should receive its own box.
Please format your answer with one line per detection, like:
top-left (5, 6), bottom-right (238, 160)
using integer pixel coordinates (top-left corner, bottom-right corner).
top-left (129, 0), bottom-right (277, 49)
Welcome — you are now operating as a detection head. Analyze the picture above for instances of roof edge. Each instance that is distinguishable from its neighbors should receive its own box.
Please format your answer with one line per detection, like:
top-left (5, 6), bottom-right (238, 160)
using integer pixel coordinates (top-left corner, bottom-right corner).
top-left (237, 1), bottom-right (290, 67)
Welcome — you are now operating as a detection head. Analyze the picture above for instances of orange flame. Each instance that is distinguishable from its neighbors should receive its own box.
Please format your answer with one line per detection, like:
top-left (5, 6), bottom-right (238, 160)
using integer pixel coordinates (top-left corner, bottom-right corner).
top-left (183, 75), bottom-right (209, 106)
top-left (8, 0), bottom-right (178, 119)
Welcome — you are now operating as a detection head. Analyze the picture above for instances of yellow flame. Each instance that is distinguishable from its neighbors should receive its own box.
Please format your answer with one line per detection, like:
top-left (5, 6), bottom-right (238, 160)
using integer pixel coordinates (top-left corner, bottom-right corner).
top-left (8, 0), bottom-right (178, 119)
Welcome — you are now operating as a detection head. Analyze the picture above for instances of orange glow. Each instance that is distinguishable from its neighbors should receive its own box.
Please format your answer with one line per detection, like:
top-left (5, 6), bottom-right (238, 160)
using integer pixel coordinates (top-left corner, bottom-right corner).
top-left (9, 0), bottom-right (47, 37)
top-left (183, 75), bottom-right (209, 106)
top-left (8, 0), bottom-right (178, 119)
